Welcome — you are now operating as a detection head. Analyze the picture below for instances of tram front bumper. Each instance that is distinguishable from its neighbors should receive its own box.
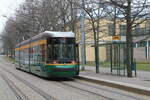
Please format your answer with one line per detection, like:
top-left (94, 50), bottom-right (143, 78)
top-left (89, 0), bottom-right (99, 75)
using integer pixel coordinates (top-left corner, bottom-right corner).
top-left (45, 65), bottom-right (79, 77)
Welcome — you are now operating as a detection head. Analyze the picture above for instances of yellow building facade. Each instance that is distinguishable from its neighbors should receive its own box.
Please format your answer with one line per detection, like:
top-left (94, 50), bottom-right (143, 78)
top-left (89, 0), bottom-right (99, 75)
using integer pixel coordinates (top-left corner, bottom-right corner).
top-left (75, 18), bottom-right (150, 62)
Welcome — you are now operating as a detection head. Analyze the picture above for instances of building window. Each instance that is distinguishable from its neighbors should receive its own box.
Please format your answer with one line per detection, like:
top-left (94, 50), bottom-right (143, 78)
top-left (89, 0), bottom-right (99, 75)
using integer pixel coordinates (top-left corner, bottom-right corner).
top-left (133, 26), bottom-right (141, 35)
top-left (149, 41), bottom-right (150, 46)
top-left (138, 41), bottom-right (146, 47)
top-left (120, 25), bottom-right (126, 36)
top-left (145, 24), bottom-right (150, 34)
top-left (141, 28), bottom-right (145, 35)
top-left (108, 23), bottom-right (114, 36)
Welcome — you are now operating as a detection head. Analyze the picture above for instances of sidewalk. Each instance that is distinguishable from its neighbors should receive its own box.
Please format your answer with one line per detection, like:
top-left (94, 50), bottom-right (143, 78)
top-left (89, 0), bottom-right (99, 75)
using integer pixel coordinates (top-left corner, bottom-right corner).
top-left (79, 66), bottom-right (150, 96)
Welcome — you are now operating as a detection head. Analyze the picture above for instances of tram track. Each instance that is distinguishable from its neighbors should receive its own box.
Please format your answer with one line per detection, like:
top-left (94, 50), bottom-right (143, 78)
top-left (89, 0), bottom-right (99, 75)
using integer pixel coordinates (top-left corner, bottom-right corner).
top-left (0, 73), bottom-right (29, 100)
top-left (1, 67), bottom-right (56, 100)
top-left (1, 58), bottom-right (149, 100)
top-left (72, 79), bottom-right (144, 100)
top-left (2, 63), bottom-right (113, 100)
top-left (0, 63), bottom-right (140, 100)
top-left (55, 80), bottom-right (114, 100)
top-left (1, 61), bottom-right (111, 100)
top-left (58, 79), bottom-right (150, 100)
top-left (1, 58), bottom-right (109, 100)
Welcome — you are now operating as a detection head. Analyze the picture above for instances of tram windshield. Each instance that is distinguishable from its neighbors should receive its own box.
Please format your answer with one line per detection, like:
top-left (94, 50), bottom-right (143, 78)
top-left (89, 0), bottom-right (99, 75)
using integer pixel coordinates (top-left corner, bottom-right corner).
top-left (47, 38), bottom-right (77, 63)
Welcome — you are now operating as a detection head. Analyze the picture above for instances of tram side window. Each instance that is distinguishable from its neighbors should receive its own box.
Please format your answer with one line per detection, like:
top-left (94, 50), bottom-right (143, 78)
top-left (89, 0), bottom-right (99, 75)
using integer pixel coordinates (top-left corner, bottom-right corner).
top-left (23, 49), bottom-right (26, 64)
top-left (75, 44), bottom-right (79, 62)
top-left (40, 44), bottom-right (46, 62)
top-left (47, 44), bottom-right (53, 62)
top-left (47, 38), bottom-right (53, 63)
top-left (33, 46), bottom-right (37, 63)
top-left (21, 49), bottom-right (25, 64)
top-left (30, 47), bottom-right (34, 61)
top-left (35, 45), bottom-right (43, 62)
top-left (26, 48), bottom-right (29, 61)
top-left (36, 45), bottom-right (41, 62)
top-left (15, 50), bottom-right (19, 62)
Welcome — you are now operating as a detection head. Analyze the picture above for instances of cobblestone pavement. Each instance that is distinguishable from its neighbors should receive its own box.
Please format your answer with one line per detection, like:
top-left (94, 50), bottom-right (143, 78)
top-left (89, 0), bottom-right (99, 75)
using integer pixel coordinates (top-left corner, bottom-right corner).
top-left (0, 56), bottom-right (150, 100)
top-left (80, 66), bottom-right (150, 88)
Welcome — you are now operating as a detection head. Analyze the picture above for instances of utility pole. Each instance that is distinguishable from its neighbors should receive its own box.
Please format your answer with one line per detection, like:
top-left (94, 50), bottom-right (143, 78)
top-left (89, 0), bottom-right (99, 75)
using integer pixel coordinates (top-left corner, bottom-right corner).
top-left (80, 0), bottom-right (86, 71)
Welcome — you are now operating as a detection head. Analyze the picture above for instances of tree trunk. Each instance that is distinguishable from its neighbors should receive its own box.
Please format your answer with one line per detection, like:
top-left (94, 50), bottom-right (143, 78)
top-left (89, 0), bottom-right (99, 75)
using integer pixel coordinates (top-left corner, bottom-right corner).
top-left (126, 0), bottom-right (132, 77)
top-left (92, 21), bottom-right (99, 73)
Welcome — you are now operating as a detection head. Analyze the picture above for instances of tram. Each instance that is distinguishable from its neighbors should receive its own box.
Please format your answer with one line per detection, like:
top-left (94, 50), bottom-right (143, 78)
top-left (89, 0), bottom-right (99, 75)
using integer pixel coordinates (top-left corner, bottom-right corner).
top-left (15, 31), bottom-right (79, 78)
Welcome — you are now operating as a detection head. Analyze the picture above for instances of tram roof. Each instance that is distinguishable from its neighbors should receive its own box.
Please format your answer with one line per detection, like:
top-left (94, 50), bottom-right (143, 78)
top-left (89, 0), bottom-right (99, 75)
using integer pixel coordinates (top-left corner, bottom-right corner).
top-left (43, 31), bottom-right (75, 37)
top-left (16, 31), bottom-right (75, 47)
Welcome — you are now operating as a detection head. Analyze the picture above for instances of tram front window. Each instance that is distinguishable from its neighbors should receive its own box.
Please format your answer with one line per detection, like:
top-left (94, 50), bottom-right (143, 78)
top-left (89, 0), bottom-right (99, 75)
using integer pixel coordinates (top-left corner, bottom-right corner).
top-left (47, 38), bottom-right (76, 63)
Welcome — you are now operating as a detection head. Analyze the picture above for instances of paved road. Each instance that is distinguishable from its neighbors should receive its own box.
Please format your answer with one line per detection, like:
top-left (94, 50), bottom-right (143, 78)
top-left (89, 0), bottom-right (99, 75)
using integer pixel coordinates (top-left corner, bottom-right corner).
top-left (0, 56), bottom-right (150, 100)
top-left (0, 74), bottom-right (18, 100)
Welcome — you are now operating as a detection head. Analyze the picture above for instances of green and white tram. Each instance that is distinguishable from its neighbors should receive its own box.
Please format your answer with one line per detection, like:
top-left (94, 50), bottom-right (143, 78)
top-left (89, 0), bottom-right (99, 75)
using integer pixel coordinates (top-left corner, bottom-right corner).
top-left (15, 31), bottom-right (79, 78)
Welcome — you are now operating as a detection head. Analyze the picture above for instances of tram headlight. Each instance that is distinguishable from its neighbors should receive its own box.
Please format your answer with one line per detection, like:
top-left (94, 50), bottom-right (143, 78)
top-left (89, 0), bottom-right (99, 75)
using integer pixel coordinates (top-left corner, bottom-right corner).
top-left (53, 60), bottom-right (58, 64)
top-left (71, 60), bottom-right (76, 64)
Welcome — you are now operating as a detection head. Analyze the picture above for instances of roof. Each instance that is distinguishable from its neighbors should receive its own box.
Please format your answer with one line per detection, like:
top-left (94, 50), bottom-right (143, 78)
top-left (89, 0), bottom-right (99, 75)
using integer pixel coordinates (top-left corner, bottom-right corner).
top-left (16, 31), bottom-right (75, 47)
top-left (43, 31), bottom-right (75, 37)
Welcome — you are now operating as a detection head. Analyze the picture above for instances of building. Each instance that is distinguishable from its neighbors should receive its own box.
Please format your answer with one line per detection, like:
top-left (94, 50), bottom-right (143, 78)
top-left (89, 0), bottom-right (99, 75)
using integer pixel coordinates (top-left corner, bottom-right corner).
top-left (75, 18), bottom-right (150, 63)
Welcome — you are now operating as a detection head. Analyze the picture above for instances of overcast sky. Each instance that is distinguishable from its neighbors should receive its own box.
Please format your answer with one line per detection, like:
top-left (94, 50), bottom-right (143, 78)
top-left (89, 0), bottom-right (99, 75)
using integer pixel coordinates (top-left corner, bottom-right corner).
top-left (0, 0), bottom-right (24, 34)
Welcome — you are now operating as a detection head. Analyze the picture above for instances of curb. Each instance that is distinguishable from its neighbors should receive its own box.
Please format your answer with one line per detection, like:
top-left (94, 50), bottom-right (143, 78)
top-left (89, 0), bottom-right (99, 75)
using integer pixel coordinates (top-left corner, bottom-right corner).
top-left (77, 75), bottom-right (150, 96)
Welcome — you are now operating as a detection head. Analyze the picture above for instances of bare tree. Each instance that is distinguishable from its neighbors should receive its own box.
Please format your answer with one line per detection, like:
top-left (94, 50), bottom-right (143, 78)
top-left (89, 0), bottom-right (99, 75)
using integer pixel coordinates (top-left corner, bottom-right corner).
top-left (74, 0), bottom-right (113, 73)
top-left (107, 0), bottom-right (150, 77)
top-left (1, 18), bottom-right (18, 57)
top-left (1, 0), bottom-right (80, 58)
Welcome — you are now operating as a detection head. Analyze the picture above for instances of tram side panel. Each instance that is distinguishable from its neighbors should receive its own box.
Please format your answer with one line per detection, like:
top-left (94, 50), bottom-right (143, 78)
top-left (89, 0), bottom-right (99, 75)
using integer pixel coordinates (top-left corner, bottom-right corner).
top-left (29, 40), bottom-right (47, 77)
